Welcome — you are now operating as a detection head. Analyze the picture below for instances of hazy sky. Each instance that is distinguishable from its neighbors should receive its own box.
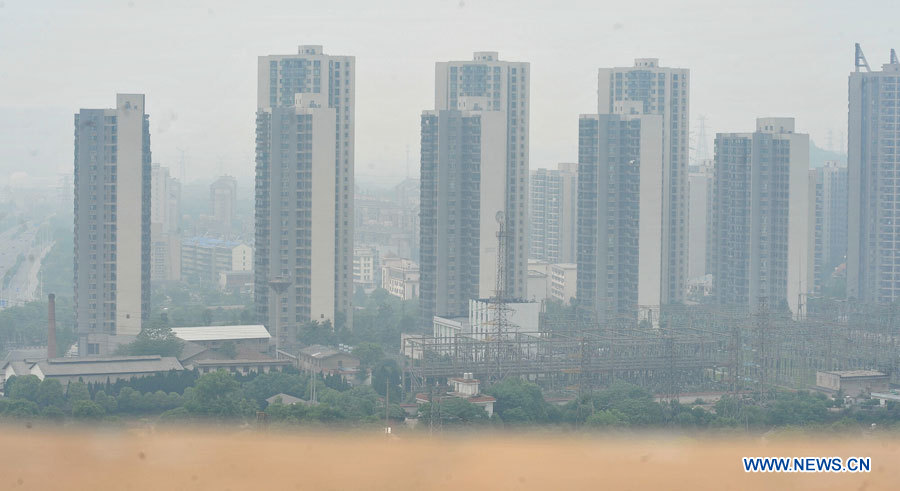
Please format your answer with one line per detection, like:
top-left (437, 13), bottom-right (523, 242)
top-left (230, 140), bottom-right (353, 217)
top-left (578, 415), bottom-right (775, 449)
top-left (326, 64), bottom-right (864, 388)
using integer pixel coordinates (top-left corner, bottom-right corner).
top-left (1, 0), bottom-right (898, 187)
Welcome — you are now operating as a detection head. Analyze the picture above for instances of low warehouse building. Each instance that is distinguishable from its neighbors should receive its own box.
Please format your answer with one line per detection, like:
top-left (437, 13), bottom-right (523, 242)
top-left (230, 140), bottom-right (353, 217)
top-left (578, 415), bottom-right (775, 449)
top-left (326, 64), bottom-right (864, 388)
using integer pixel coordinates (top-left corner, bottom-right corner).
top-left (816, 370), bottom-right (890, 397)
top-left (24, 355), bottom-right (183, 388)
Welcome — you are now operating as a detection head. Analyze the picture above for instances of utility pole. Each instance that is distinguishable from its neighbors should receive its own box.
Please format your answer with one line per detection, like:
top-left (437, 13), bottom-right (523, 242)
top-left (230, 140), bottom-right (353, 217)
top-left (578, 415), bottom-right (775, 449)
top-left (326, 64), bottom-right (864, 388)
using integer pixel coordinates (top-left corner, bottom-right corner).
top-left (384, 377), bottom-right (390, 433)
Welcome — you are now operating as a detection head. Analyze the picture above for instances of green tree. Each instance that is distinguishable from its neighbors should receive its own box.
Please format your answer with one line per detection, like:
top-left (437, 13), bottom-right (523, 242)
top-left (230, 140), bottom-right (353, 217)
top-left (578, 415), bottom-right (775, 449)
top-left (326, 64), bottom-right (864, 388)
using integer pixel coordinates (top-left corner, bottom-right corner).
top-left (36, 378), bottom-right (65, 408)
top-left (41, 405), bottom-right (66, 422)
top-left (94, 390), bottom-right (118, 413)
top-left (1, 399), bottom-right (39, 418)
top-left (586, 409), bottom-right (626, 427)
top-left (485, 378), bottom-right (552, 423)
top-left (419, 397), bottom-right (488, 425)
top-left (372, 358), bottom-right (401, 402)
top-left (66, 381), bottom-right (91, 403)
top-left (185, 370), bottom-right (256, 418)
top-left (116, 325), bottom-right (184, 357)
top-left (72, 400), bottom-right (105, 419)
top-left (6, 374), bottom-right (41, 402)
top-left (352, 342), bottom-right (385, 372)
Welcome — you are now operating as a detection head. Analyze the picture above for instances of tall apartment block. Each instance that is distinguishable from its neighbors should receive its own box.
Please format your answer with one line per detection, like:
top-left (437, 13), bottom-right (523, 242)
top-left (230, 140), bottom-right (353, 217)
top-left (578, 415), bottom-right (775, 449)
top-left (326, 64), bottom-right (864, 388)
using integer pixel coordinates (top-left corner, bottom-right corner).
top-left (708, 118), bottom-right (810, 315)
top-left (598, 58), bottom-right (689, 305)
top-left (420, 51), bottom-right (529, 329)
top-left (809, 161), bottom-right (849, 293)
top-left (256, 45), bottom-right (353, 332)
top-left (210, 175), bottom-right (237, 236)
top-left (576, 110), bottom-right (664, 325)
top-left (150, 163), bottom-right (181, 282)
top-left (74, 94), bottom-right (151, 355)
top-left (255, 92), bottom-right (337, 348)
top-left (847, 45), bottom-right (900, 303)
top-left (530, 163), bottom-right (577, 264)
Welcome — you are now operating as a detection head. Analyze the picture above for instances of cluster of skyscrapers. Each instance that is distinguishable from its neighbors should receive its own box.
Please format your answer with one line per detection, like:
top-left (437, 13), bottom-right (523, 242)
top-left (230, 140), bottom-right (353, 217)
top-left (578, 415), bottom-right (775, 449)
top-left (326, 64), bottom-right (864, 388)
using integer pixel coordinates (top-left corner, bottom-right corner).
top-left (71, 44), bottom-right (898, 354)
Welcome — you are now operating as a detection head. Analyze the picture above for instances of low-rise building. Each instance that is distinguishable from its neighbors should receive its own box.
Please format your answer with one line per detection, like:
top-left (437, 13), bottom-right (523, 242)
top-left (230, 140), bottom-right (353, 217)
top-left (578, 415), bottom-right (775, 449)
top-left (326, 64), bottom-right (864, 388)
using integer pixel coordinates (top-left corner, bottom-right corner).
top-left (171, 325), bottom-right (271, 353)
top-left (381, 257), bottom-right (419, 300)
top-left (265, 393), bottom-right (309, 406)
top-left (549, 263), bottom-right (577, 304)
top-left (192, 358), bottom-right (292, 375)
top-left (297, 345), bottom-right (360, 377)
top-left (415, 373), bottom-right (496, 417)
top-left (353, 246), bottom-right (379, 293)
top-left (181, 237), bottom-right (252, 287)
top-left (816, 370), bottom-right (890, 397)
top-left (219, 270), bottom-right (254, 292)
top-left (3, 355), bottom-right (184, 388)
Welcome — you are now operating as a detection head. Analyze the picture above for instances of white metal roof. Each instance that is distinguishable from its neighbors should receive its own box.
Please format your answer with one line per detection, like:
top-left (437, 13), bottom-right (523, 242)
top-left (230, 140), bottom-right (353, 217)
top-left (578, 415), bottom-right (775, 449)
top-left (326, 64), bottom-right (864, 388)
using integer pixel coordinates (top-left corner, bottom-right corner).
top-left (171, 325), bottom-right (271, 342)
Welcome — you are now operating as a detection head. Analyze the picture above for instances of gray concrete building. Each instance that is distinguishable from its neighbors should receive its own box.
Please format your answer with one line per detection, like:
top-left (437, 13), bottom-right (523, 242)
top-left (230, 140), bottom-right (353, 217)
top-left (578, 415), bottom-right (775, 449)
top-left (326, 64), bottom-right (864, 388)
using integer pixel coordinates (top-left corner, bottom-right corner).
top-left (255, 92), bottom-right (337, 349)
top-left (809, 161), bottom-right (848, 293)
top-left (576, 111), bottom-right (664, 325)
top-left (256, 45), bottom-right (354, 329)
top-left (598, 58), bottom-right (690, 305)
top-left (74, 94), bottom-right (151, 356)
top-left (150, 163), bottom-right (181, 282)
top-left (847, 45), bottom-right (900, 303)
top-left (709, 118), bottom-right (810, 316)
top-left (420, 52), bottom-right (529, 329)
top-left (530, 163), bottom-right (577, 264)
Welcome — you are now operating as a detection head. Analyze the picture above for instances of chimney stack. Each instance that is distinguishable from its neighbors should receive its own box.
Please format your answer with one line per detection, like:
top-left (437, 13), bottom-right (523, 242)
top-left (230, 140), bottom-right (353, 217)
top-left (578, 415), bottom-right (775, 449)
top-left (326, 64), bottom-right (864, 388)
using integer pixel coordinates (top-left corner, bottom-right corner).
top-left (47, 293), bottom-right (56, 359)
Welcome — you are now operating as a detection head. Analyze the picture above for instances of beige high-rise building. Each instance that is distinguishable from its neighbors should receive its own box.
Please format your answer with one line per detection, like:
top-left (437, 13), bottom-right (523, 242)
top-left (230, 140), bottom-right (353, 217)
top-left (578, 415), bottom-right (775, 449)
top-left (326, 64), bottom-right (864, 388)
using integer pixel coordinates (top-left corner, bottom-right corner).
top-left (420, 52), bottom-right (529, 329)
top-left (848, 45), bottom-right (900, 303)
top-left (577, 109), bottom-right (665, 325)
top-left (598, 58), bottom-right (689, 306)
top-left (74, 94), bottom-right (151, 355)
top-left (709, 118), bottom-right (811, 317)
top-left (256, 45), bottom-right (353, 331)
top-left (255, 92), bottom-right (337, 349)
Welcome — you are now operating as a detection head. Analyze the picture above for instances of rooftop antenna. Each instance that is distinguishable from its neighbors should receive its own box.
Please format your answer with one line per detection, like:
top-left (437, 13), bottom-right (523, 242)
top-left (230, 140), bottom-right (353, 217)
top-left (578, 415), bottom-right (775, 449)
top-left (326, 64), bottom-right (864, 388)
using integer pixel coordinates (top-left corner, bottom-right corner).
top-left (892, 48), bottom-right (899, 65)
top-left (855, 43), bottom-right (871, 72)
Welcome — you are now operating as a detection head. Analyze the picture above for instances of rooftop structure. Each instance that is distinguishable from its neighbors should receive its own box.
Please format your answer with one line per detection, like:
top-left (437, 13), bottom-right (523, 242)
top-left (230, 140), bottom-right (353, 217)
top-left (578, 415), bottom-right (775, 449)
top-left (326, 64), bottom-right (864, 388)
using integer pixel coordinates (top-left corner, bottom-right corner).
top-left (171, 325), bottom-right (271, 342)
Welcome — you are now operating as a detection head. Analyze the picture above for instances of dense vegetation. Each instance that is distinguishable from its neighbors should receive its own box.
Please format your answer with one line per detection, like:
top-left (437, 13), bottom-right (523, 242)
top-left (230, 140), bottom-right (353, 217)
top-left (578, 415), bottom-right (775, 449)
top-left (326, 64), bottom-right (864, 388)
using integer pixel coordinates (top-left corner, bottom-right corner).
top-left (4, 366), bottom-right (900, 434)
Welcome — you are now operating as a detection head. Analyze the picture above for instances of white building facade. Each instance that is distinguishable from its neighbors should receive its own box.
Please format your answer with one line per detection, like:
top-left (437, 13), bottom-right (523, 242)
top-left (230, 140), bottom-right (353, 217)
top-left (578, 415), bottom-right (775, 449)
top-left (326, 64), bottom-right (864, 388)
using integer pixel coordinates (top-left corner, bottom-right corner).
top-left (74, 94), bottom-right (151, 355)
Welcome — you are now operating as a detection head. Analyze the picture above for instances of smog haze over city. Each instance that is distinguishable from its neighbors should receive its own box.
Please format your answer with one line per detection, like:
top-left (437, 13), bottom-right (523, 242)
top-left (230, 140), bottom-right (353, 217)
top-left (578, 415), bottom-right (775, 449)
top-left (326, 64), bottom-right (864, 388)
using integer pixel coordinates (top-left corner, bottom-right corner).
top-left (2, 1), bottom-right (900, 490)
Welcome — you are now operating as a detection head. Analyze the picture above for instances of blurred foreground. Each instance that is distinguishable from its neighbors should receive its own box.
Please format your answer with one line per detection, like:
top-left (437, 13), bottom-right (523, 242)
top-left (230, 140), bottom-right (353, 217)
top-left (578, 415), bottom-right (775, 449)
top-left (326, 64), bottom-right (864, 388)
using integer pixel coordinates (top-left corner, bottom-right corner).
top-left (0, 425), bottom-right (897, 490)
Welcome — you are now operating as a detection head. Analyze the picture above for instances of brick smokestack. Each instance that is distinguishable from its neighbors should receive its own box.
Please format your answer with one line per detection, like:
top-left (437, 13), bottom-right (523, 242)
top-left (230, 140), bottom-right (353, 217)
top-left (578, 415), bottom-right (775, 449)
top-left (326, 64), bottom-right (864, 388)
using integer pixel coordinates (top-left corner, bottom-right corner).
top-left (47, 293), bottom-right (57, 359)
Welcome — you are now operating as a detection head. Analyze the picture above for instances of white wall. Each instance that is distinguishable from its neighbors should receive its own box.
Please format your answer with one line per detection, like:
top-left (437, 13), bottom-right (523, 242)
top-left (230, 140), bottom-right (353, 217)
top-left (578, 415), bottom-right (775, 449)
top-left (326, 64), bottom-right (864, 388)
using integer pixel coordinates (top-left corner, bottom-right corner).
top-left (306, 102), bottom-right (337, 323)
top-left (786, 132), bottom-right (811, 318)
top-left (478, 111), bottom-right (508, 299)
top-left (115, 94), bottom-right (145, 336)
top-left (637, 115), bottom-right (664, 316)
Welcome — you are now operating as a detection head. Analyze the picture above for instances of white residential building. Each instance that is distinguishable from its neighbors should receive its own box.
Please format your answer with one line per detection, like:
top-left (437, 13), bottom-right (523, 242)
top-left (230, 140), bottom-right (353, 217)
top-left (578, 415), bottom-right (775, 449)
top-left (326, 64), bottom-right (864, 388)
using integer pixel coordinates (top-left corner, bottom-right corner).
top-left (709, 118), bottom-right (810, 316)
top-left (381, 257), bottom-right (419, 300)
top-left (256, 44), bottom-right (354, 329)
top-left (353, 246), bottom-right (378, 293)
top-left (74, 94), bottom-right (151, 355)
top-left (848, 45), bottom-right (900, 303)
top-left (598, 58), bottom-right (690, 305)
top-left (420, 51), bottom-right (530, 329)
top-left (255, 91), bottom-right (336, 333)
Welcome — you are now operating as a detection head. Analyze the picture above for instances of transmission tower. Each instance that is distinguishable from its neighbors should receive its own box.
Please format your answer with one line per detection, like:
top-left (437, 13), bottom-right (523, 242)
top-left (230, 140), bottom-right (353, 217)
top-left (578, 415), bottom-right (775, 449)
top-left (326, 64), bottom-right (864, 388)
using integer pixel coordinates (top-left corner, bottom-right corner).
top-left (753, 296), bottom-right (772, 403)
top-left (487, 211), bottom-right (513, 385)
